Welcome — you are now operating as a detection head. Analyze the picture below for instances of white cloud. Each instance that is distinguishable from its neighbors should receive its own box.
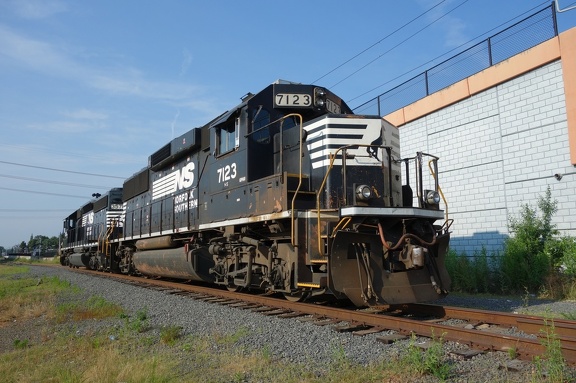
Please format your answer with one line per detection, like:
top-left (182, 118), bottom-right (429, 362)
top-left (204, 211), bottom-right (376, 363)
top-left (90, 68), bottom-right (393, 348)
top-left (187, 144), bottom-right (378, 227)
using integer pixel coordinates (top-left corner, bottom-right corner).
top-left (417, 0), bottom-right (470, 48)
top-left (61, 109), bottom-right (108, 120)
top-left (0, 24), bottom-right (81, 76)
top-left (180, 49), bottom-right (193, 77)
top-left (443, 17), bottom-right (467, 47)
top-left (0, 24), bottom-right (207, 106)
top-left (5, 0), bottom-right (67, 20)
top-left (27, 119), bottom-right (101, 134)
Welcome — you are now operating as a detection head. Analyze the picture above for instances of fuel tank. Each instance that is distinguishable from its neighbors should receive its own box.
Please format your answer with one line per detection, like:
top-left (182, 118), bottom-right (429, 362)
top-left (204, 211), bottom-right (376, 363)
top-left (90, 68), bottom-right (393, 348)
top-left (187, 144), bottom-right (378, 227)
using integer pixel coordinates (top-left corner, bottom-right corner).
top-left (132, 246), bottom-right (215, 282)
top-left (69, 253), bottom-right (91, 268)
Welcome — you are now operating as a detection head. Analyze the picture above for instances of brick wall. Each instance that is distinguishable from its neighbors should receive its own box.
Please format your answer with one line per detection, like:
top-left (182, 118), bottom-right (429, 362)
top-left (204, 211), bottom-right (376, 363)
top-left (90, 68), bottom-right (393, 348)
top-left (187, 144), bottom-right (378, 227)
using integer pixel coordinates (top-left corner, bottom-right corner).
top-left (399, 60), bottom-right (576, 254)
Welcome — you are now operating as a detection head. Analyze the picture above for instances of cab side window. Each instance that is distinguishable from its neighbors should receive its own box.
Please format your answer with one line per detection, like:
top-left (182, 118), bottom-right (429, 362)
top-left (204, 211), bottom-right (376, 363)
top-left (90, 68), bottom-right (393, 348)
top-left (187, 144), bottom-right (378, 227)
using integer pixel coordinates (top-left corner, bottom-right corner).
top-left (251, 107), bottom-right (270, 144)
top-left (217, 118), bottom-right (239, 155)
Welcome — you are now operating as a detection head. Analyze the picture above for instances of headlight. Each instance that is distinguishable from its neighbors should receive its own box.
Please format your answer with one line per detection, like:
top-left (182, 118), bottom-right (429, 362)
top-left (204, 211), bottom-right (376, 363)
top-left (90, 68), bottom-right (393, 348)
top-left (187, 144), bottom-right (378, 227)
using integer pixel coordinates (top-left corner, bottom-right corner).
top-left (425, 190), bottom-right (441, 205)
top-left (356, 184), bottom-right (372, 201)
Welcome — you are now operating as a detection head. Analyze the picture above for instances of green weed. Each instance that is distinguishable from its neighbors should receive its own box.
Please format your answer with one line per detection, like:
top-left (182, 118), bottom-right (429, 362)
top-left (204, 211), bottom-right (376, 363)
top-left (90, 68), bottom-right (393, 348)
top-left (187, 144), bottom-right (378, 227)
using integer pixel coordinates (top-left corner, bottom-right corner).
top-left (403, 331), bottom-right (452, 382)
top-left (122, 307), bottom-right (150, 333)
top-left (533, 318), bottom-right (569, 383)
top-left (160, 325), bottom-right (182, 345)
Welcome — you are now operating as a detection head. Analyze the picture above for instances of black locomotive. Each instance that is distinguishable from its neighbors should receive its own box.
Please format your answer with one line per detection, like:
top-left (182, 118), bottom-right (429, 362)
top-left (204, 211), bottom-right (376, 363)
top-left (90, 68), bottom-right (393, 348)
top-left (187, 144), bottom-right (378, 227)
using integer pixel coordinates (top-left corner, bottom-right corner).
top-left (60, 80), bottom-right (451, 306)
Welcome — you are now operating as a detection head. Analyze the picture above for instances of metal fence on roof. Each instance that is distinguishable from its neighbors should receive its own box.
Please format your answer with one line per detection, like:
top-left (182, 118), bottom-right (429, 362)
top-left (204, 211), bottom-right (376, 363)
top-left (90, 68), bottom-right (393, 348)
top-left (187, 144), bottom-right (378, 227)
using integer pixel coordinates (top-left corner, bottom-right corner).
top-left (353, 3), bottom-right (558, 116)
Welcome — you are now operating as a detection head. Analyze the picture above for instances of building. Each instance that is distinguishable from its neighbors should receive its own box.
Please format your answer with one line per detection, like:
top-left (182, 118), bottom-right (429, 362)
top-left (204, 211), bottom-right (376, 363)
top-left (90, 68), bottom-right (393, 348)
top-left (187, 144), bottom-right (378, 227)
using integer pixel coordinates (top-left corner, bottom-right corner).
top-left (378, 20), bottom-right (576, 254)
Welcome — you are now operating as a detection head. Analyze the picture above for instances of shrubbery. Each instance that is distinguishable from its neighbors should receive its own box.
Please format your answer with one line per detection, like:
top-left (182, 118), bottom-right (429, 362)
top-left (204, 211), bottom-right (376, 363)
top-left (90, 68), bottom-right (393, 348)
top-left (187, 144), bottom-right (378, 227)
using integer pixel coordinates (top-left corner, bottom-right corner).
top-left (447, 187), bottom-right (576, 299)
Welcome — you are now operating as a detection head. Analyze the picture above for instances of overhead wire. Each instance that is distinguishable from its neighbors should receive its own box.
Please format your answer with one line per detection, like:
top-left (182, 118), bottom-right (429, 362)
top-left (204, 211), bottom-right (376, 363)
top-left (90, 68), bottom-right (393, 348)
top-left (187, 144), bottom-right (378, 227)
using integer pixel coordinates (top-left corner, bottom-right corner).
top-left (0, 173), bottom-right (114, 189)
top-left (0, 187), bottom-right (89, 199)
top-left (329, 0), bottom-right (472, 89)
top-left (348, 0), bottom-right (550, 104)
top-left (0, 160), bottom-right (123, 199)
top-left (0, 209), bottom-right (71, 212)
top-left (311, 0), bottom-right (448, 84)
top-left (0, 160), bottom-right (126, 179)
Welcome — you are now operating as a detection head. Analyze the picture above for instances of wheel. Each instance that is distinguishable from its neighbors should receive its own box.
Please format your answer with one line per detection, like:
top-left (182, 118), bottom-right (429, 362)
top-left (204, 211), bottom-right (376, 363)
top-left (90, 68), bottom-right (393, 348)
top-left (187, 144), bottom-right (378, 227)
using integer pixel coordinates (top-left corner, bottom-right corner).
top-left (283, 290), bottom-right (309, 302)
top-left (226, 284), bottom-right (242, 292)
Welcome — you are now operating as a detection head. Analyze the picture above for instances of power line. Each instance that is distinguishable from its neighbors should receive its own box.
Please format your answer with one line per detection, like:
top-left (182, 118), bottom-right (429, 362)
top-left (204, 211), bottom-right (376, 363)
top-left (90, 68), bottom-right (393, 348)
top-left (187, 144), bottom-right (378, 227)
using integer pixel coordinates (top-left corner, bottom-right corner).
top-left (330, 0), bottom-right (472, 89)
top-left (0, 160), bottom-right (126, 179)
top-left (311, 0), bottom-right (447, 84)
top-left (0, 142), bottom-right (139, 165)
top-left (348, 0), bottom-right (550, 105)
top-left (0, 209), bottom-right (70, 213)
top-left (0, 173), bottom-right (115, 189)
top-left (0, 186), bottom-right (90, 199)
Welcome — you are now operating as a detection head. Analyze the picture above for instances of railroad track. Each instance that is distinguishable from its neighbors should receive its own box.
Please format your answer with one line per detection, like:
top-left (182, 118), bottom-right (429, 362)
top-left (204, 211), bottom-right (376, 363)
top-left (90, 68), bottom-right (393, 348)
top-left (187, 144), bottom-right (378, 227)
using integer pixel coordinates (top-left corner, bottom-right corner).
top-left (70, 267), bottom-right (576, 366)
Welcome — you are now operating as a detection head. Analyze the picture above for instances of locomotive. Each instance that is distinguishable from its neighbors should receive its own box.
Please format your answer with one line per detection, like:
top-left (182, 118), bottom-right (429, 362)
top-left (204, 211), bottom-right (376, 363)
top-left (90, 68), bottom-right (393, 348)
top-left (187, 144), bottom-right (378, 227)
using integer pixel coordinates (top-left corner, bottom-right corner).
top-left (60, 80), bottom-right (451, 306)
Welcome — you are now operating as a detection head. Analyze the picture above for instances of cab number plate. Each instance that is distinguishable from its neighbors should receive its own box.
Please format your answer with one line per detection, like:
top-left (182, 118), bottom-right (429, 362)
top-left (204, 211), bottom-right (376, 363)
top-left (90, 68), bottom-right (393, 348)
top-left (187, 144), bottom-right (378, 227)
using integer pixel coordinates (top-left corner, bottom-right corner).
top-left (275, 93), bottom-right (312, 107)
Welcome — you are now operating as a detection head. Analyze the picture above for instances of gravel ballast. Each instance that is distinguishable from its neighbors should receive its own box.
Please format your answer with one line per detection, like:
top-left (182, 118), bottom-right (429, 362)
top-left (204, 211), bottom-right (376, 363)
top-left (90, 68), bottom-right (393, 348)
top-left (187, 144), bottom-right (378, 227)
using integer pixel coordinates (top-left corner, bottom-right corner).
top-left (3, 264), bottom-right (576, 382)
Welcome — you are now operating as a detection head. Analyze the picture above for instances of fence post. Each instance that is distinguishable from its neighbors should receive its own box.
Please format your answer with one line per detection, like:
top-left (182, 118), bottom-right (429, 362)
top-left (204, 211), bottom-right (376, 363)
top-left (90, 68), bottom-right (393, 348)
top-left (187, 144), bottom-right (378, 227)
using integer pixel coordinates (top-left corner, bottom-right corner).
top-left (488, 37), bottom-right (493, 66)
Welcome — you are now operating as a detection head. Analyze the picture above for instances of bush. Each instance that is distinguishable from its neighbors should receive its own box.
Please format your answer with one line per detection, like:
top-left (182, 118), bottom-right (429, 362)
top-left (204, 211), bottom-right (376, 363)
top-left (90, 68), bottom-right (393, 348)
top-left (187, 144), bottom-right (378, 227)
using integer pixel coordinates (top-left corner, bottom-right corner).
top-left (449, 187), bottom-right (576, 297)
top-left (445, 247), bottom-right (497, 294)
top-left (498, 187), bottom-right (558, 294)
top-left (546, 237), bottom-right (576, 276)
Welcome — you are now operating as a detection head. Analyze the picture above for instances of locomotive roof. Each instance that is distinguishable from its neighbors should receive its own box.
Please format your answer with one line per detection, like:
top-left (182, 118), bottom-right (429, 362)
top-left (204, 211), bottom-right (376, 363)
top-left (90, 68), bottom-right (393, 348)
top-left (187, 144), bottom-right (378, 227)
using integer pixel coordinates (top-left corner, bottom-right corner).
top-left (209, 81), bottom-right (353, 128)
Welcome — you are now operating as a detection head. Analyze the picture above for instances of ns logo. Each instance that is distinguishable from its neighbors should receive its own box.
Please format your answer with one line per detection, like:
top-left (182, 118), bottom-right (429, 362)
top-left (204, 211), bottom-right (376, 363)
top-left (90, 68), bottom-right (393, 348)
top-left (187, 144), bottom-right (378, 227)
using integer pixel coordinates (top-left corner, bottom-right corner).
top-left (176, 162), bottom-right (195, 189)
top-left (152, 161), bottom-right (196, 200)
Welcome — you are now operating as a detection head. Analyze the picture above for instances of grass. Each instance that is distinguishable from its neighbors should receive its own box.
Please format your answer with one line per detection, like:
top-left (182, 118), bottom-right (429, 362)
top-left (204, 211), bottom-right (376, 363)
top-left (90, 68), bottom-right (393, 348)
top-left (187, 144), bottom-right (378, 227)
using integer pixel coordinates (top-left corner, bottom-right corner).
top-left (0, 265), bottom-right (77, 324)
top-left (120, 307), bottom-right (150, 333)
top-left (160, 325), bottom-right (182, 345)
top-left (2, 263), bottom-right (574, 382)
top-left (56, 295), bottom-right (124, 322)
top-left (403, 332), bottom-right (452, 382)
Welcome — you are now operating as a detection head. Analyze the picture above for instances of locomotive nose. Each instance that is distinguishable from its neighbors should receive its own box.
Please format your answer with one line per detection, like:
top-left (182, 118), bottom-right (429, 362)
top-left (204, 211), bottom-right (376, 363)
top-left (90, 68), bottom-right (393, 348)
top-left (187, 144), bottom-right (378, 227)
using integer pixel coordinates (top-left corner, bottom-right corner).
top-left (329, 229), bottom-right (450, 307)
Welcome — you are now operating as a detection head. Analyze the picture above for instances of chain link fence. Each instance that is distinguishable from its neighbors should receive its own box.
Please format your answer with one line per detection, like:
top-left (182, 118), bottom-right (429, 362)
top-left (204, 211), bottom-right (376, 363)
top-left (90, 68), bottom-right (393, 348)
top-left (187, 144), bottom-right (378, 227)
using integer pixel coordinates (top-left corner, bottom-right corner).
top-left (353, 4), bottom-right (558, 116)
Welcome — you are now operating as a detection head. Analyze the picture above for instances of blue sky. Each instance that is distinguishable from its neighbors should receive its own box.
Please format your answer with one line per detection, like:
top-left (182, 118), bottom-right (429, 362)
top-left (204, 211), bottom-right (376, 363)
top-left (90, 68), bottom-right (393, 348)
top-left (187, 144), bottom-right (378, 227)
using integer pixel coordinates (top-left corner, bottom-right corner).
top-left (1, 0), bottom-right (575, 250)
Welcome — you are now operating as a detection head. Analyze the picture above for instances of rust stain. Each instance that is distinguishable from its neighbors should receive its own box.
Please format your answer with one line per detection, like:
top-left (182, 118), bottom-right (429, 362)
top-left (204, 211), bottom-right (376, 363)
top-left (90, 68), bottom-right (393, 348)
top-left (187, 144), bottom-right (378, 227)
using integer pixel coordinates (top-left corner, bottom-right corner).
top-left (274, 199), bottom-right (282, 213)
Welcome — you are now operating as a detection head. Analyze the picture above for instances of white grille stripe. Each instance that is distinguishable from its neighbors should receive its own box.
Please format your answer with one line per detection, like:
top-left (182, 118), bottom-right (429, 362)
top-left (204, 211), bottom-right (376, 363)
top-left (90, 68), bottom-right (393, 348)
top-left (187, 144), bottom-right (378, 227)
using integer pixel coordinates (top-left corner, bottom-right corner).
top-left (152, 171), bottom-right (178, 200)
top-left (304, 118), bottom-right (383, 169)
top-left (106, 211), bottom-right (123, 228)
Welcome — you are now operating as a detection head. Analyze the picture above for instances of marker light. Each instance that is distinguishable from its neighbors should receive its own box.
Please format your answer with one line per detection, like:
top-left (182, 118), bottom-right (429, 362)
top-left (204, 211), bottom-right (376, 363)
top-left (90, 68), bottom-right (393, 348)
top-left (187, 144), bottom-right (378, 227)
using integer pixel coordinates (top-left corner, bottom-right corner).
top-left (314, 87), bottom-right (327, 108)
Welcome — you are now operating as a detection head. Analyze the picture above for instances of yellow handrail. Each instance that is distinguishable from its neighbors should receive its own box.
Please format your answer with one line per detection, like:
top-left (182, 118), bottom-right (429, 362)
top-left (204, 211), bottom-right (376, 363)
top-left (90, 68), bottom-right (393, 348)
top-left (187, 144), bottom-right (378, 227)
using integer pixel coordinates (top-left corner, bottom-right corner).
top-left (428, 159), bottom-right (448, 223)
top-left (315, 144), bottom-right (390, 256)
top-left (284, 114), bottom-right (303, 248)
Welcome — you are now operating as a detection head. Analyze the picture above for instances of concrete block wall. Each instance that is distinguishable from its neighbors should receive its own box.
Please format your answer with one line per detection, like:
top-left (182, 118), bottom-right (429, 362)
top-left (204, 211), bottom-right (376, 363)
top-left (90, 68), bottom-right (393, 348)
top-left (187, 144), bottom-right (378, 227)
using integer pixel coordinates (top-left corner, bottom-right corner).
top-left (399, 60), bottom-right (576, 255)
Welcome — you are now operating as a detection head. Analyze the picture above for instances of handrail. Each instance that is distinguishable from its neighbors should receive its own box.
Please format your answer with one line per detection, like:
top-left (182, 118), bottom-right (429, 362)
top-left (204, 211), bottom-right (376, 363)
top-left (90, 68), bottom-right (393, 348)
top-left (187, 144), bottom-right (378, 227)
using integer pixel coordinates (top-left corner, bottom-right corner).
top-left (315, 144), bottom-right (393, 256)
top-left (428, 159), bottom-right (449, 223)
top-left (104, 220), bottom-right (116, 257)
top-left (282, 114), bottom-right (304, 248)
top-left (96, 223), bottom-right (106, 253)
top-left (243, 112), bottom-right (304, 247)
top-left (331, 217), bottom-right (352, 237)
top-left (401, 152), bottom-right (439, 208)
top-left (555, 0), bottom-right (576, 12)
